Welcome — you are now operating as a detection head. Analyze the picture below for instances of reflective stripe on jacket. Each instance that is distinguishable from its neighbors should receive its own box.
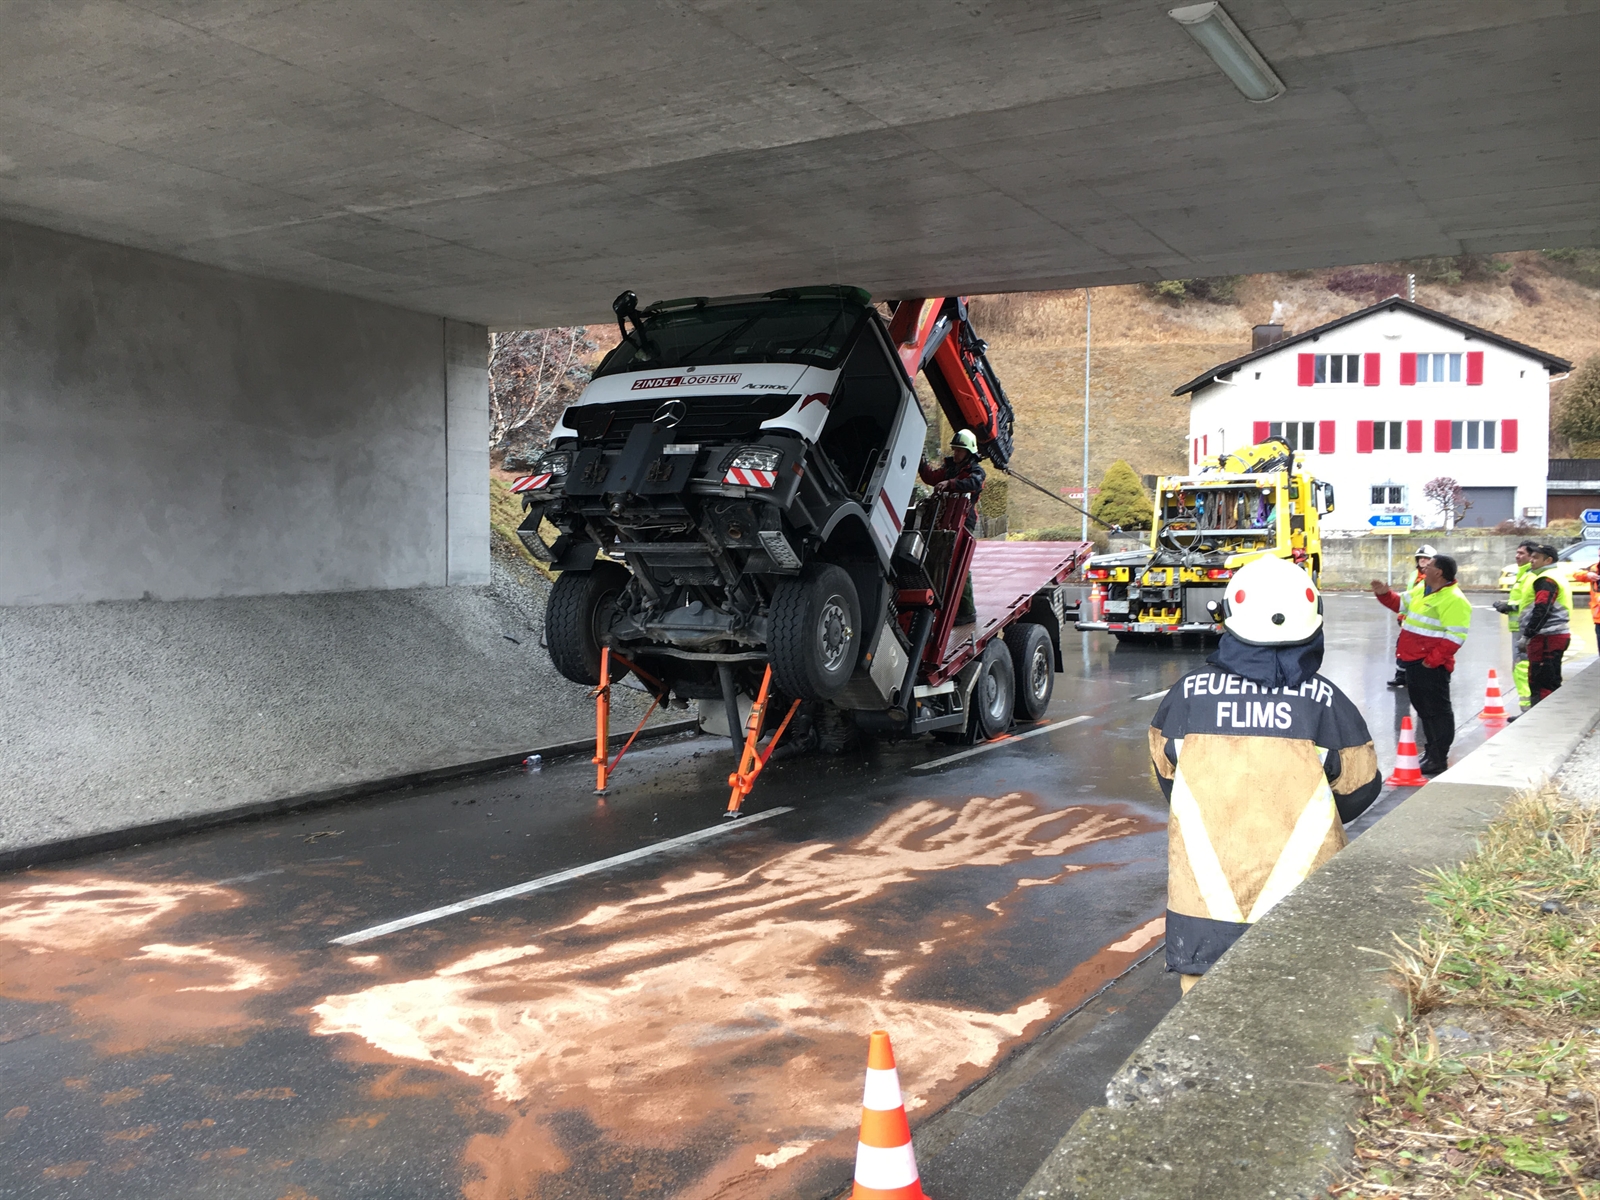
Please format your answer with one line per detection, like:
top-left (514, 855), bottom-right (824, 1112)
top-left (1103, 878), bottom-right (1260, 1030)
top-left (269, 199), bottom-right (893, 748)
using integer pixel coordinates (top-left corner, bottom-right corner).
top-left (1521, 569), bottom-right (1573, 638)
top-left (1149, 668), bottom-right (1380, 975)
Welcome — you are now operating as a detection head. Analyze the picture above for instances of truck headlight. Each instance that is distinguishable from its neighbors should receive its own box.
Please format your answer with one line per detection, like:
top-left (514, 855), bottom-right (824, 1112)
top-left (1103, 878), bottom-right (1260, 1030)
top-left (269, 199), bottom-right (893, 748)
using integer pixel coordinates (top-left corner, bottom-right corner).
top-left (723, 446), bottom-right (781, 488)
top-left (539, 451), bottom-right (571, 477)
top-left (724, 446), bottom-right (781, 473)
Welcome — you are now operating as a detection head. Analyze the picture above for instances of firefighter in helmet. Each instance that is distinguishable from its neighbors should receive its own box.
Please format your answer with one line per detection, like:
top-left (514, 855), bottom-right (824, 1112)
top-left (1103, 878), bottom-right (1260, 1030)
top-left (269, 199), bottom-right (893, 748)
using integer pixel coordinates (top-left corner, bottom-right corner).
top-left (1149, 555), bottom-right (1382, 992)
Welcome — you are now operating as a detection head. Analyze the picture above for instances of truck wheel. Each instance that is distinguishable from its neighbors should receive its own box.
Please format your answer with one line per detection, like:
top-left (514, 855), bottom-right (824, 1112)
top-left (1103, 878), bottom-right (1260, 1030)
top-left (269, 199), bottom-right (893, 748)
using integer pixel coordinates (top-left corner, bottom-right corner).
top-left (971, 638), bottom-right (1015, 740)
top-left (545, 563), bottom-right (631, 686)
top-left (769, 564), bottom-right (860, 701)
top-left (1008, 623), bottom-right (1054, 721)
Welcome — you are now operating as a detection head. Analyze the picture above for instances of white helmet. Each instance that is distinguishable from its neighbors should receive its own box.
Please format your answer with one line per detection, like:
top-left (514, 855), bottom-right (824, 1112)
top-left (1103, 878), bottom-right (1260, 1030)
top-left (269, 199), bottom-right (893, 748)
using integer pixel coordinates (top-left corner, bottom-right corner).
top-left (1218, 555), bottom-right (1323, 646)
top-left (1415, 543), bottom-right (1437, 559)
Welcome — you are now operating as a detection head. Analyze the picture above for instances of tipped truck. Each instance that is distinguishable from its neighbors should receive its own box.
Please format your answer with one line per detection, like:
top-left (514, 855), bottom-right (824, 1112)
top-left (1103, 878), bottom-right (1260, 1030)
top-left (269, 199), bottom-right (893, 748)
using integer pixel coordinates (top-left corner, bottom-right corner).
top-left (514, 286), bottom-right (1090, 745)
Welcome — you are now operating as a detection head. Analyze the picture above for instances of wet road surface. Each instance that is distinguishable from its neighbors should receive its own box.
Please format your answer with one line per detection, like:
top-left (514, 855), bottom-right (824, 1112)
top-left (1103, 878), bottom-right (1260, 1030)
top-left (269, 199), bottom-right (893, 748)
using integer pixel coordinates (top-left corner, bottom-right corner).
top-left (0, 595), bottom-right (1519, 1199)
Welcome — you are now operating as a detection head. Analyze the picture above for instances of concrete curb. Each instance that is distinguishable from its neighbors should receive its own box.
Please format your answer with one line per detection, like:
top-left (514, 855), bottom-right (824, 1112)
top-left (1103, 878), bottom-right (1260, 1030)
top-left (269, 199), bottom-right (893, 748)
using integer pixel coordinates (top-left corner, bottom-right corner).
top-left (1019, 663), bottom-right (1600, 1200)
top-left (0, 718), bottom-right (702, 874)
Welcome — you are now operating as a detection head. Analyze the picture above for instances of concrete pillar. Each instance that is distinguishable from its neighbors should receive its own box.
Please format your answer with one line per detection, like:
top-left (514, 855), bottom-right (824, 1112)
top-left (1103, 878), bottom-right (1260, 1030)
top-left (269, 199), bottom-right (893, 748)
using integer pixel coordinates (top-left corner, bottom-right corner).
top-left (445, 319), bottom-right (490, 586)
top-left (0, 218), bottom-right (489, 605)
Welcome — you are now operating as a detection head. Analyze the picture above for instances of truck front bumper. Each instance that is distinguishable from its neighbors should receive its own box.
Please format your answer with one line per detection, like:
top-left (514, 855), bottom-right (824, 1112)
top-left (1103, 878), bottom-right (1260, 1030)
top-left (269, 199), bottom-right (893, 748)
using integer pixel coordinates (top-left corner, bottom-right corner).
top-left (1076, 620), bottom-right (1222, 635)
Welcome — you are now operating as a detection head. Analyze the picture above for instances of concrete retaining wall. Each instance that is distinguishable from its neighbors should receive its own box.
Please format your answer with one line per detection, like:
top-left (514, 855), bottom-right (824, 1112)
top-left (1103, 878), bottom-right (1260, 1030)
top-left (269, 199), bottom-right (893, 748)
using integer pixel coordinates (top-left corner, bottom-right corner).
top-left (1320, 533), bottom-right (1532, 588)
top-left (1103, 532), bottom-right (1535, 588)
top-left (1020, 661), bottom-right (1600, 1200)
top-left (0, 217), bottom-right (488, 605)
top-left (0, 561), bottom-right (666, 867)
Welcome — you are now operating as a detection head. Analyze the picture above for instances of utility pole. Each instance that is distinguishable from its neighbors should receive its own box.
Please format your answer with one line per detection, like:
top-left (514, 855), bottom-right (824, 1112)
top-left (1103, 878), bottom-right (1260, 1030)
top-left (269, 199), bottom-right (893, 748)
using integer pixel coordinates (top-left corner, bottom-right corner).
top-left (1081, 288), bottom-right (1092, 541)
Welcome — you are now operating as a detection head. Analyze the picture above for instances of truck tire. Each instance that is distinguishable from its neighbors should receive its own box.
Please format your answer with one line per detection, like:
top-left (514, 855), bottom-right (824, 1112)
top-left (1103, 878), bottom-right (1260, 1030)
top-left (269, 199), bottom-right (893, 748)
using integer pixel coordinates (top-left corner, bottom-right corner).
top-left (545, 563), bottom-right (631, 686)
top-left (1008, 623), bottom-right (1054, 721)
top-left (769, 563), bottom-right (860, 702)
top-left (971, 638), bottom-right (1015, 740)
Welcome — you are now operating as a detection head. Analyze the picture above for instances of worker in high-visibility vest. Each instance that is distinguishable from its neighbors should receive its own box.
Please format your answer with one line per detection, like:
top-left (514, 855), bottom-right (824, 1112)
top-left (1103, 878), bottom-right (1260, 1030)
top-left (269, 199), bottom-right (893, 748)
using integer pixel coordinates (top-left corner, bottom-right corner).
top-left (1521, 543), bottom-right (1574, 705)
top-left (1373, 554), bottom-right (1473, 775)
top-left (1149, 555), bottom-right (1381, 993)
top-left (1386, 544), bottom-right (1435, 688)
top-left (1574, 562), bottom-right (1600, 649)
top-left (1492, 540), bottom-right (1540, 707)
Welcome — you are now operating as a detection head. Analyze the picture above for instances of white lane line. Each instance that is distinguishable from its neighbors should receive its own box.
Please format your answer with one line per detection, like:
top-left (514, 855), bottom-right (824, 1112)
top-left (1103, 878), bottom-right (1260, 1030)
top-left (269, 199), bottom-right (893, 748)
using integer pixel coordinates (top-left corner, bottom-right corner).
top-left (330, 807), bottom-right (794, 945)
top-left (910, 716), bottom-right (1091, 772)
top-left (1137, 690), bottom-right (1170, 701)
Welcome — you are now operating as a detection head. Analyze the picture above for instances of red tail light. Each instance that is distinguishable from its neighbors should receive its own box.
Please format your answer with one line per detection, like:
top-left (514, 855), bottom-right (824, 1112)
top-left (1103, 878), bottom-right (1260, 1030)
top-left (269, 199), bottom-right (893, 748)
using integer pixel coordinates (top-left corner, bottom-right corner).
top-left (1206, 568), bottom-right (1233, 580)
top-left (1085, 567), bottom-right (1110, 580)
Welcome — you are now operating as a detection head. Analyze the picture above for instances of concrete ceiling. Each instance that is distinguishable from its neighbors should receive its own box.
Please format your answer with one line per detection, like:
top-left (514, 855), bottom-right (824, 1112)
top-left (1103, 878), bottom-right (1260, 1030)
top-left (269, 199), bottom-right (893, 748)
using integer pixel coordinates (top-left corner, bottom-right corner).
top-left (3, 1), bottom-right (1598, 327)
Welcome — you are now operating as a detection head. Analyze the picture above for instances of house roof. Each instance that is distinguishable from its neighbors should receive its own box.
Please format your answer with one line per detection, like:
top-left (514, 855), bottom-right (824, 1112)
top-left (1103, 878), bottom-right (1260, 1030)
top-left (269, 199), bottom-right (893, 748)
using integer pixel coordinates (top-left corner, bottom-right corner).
top-left (1172, 297), bottom-right (1573, 398)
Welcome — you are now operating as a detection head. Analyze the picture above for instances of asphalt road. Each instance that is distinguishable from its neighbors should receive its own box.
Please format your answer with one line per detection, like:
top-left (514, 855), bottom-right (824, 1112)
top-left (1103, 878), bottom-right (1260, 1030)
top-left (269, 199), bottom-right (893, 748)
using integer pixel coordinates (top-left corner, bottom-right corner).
top-left (0, 595), bottom-right (1520, 1200)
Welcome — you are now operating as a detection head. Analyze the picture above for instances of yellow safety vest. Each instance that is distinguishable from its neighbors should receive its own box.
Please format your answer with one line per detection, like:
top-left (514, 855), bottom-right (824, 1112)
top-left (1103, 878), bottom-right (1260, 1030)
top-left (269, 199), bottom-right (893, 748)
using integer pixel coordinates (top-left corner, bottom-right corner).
top-left (1401, 583), bottom-right (1472, 649)
top-left (1523, 569), bottom-right (1573, 637)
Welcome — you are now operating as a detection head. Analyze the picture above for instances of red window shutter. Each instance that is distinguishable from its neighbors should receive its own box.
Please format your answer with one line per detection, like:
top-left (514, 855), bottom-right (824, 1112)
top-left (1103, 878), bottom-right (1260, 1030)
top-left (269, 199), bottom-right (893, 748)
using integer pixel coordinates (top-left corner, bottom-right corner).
top-left (1400, 353), bottom-right (1417, 385)
top-left (1501, 419), bottom-right (1518, 452)
top-left (1318, 420), bottom-right (1335, 453)
top-left (1466, 351), bottom-right (1484, 385)
top-left (1297, 354), bottom-right (1314, 387)
top-left (1356, 420), bottom-right (1373, 454)
top-left (1406, 419), bottom-right (1422, 453)
top-left (1252, 420), bottom-right (1270, 443)
top-left (1364, 353), bottom-right (1380, 385)
top-left (1434, 420), bottom-right (1452, 452)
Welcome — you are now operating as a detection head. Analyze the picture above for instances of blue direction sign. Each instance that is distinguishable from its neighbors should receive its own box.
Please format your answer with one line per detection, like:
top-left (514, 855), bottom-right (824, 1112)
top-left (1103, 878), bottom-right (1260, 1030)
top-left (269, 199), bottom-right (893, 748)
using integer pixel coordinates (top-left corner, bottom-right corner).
top-left (1581, 508), bottom-right (1600, 524)
top-left (1368, 514), bottom-right (1414, 528)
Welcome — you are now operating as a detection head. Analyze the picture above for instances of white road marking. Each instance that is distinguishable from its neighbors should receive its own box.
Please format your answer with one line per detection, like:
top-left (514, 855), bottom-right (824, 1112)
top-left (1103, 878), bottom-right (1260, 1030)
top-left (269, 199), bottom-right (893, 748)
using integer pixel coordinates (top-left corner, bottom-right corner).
top-left (910, 716), bottom-right (1091, 772)
top-left (1137, 690), bottom-right (1170, 701)
top-left (330, 807), bottom-right (794, 945)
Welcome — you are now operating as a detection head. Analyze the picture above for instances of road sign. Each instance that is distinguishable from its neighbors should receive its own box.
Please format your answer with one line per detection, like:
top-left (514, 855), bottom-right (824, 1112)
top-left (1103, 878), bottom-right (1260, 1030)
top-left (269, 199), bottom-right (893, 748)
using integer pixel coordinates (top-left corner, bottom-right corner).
top-left (1585, 525), bottom-right (1600, 541)
top-left (1581, 508), bottom-right (1600, 524)
top-left (1368, 514), bottom-right (1414, 528)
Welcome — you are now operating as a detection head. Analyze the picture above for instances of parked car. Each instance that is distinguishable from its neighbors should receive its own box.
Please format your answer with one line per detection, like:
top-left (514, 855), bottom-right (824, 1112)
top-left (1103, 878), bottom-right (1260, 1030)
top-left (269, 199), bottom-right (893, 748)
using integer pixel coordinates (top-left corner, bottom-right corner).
top-left (1496, 540), bottom-right (1599, 593)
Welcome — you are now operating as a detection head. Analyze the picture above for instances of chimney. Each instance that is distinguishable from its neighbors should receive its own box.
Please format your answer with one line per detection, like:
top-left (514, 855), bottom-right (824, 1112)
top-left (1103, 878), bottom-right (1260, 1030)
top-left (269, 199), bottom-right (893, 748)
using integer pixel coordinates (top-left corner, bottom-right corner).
top-left (1252, 324), bottom-right (1287, 350)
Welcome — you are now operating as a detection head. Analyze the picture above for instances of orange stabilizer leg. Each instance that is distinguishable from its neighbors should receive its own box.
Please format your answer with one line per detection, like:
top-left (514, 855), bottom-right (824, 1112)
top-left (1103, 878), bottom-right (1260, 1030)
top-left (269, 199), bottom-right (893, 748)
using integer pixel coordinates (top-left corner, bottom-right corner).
top-left (726, 672), bottom-right (801, 817)
top-left (592, 647), bottom-right (611, 794)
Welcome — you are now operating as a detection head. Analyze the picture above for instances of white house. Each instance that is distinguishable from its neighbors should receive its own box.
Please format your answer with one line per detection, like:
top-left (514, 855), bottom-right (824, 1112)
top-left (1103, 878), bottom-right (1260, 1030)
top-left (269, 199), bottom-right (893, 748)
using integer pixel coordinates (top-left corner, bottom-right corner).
top-left (1174, 298), bottom-right (1571, 532)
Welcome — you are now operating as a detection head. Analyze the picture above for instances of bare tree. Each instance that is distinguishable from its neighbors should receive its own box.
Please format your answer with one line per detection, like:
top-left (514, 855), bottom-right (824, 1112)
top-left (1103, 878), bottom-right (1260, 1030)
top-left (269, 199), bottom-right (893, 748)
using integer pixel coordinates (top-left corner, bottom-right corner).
top-left (489, 326), bottom-right (599, 454)
top-left (1423, 476), bottom-right (1470, 531)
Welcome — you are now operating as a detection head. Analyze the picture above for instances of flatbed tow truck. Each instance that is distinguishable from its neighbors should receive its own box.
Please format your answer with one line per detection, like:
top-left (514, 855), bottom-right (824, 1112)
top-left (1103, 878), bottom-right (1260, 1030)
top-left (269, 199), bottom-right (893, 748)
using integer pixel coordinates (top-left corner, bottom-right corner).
top-left (511, 286), bottom-right (1091, 812)
top-left (1075, 438), bottom-right (1334, 643)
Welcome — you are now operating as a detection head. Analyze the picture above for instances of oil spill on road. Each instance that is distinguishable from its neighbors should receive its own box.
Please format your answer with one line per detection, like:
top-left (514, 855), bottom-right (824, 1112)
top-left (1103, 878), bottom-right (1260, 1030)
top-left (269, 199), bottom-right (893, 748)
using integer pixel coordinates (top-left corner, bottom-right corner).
top-left (312, 791), bottom-right (1163, 1200)
top-left (0, 876), bottom-right (283, 1054)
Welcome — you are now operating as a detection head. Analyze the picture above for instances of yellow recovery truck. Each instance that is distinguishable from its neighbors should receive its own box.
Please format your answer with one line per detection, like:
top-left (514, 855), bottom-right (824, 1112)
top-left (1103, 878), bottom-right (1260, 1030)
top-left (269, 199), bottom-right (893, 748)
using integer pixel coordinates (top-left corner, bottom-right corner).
top-left (1075, 438), bottom-right (1335, 642)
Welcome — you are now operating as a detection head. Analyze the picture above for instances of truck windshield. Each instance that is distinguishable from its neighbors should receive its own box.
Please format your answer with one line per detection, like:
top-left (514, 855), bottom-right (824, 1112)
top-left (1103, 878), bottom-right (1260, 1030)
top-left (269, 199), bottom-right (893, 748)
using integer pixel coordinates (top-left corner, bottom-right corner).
top-left (594, 297), bottom-right (868, 377)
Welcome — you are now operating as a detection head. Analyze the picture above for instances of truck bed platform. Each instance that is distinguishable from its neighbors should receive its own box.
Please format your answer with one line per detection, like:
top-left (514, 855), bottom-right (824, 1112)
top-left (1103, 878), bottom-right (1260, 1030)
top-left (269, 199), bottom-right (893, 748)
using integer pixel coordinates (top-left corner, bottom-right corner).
top-left (929, 539), bottom-right (1093, 682)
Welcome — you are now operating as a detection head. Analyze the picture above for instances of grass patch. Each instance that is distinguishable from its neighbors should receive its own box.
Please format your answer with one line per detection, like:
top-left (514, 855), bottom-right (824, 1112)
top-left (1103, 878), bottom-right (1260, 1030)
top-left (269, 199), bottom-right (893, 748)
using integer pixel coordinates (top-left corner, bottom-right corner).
top-left (1332, 793), bottom-right (1600, 1197)
top-left (490, 477), bottom-right (556, 579)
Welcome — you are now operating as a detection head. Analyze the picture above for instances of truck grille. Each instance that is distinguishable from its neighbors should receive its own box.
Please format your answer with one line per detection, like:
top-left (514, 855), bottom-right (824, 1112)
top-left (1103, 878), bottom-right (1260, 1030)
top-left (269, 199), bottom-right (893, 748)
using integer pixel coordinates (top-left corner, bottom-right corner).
top-left (566, 394), bottom-right (799, 448)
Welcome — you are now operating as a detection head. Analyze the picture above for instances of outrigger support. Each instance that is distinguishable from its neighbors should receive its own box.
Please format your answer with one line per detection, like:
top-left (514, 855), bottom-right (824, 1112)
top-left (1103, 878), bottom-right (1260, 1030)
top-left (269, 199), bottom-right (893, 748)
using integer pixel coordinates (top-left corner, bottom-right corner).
top-left (591, 647), bottom-right (664, 795)
top-left (725, 664), bottom-right (801, 818)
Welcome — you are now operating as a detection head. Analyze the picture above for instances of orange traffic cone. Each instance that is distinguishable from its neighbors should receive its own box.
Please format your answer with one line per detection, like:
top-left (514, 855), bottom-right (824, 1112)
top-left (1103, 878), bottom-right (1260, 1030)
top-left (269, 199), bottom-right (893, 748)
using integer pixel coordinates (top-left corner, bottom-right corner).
top-left (1478, 669), bottom-right (1510, 729)
top-left (1386, 716), bottom-right (1426, 786)
top-left (851, 1031), bottom-right (927, 1200)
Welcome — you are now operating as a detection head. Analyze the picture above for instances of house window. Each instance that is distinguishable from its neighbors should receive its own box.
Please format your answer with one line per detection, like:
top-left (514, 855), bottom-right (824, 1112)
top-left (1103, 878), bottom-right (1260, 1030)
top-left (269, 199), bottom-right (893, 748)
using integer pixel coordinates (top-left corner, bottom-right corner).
top-left (1450, 420), bottom-right (1498, 449)
top-left (1371, 421), bottom-right (1403, 450)
top-left (1418, 353), bottom-right (1463, 383)
top-left (1370, 485), bottom-right (1405, 505)
top-left (1268, 421), bottom-right (1316, 451)
top-left (1313, 354), bottom-right (1360, 384)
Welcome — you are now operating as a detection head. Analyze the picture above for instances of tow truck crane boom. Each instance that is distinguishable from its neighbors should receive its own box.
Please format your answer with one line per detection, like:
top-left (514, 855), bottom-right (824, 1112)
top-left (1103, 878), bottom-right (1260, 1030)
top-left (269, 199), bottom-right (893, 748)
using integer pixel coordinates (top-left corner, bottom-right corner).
top-left (887, 297), bottom-right (1015, 469)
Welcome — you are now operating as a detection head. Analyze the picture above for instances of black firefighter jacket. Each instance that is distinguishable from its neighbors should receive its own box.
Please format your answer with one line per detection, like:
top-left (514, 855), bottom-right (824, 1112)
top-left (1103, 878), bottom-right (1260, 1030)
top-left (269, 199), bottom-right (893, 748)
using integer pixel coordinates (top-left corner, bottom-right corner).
top-left (1149, 632), bottom-right (1382, 975)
